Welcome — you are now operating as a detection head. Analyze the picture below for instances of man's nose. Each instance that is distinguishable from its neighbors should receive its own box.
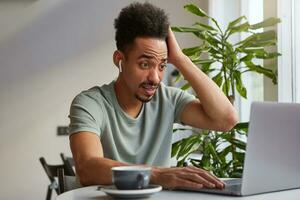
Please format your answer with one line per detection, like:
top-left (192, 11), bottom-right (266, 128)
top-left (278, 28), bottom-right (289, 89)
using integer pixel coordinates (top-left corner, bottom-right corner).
top-left (148, 68), bottom-right (160, 84)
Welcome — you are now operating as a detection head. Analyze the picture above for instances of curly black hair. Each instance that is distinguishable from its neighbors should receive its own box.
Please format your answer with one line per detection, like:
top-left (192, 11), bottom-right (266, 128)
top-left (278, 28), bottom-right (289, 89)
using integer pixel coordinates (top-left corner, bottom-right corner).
top-left (114, 2), bottom-right (169, 53)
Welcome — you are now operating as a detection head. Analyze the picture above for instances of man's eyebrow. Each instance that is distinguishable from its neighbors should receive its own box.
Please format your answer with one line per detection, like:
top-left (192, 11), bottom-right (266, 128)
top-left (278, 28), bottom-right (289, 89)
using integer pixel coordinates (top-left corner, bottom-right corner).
top-left (138, 54), bottom-right (168, 61)
top-left (137, 54), bottom-right (154, 60)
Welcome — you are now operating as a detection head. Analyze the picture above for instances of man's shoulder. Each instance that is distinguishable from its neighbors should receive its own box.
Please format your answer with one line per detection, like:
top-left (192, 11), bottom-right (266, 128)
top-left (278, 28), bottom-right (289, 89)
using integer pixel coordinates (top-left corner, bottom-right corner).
top-left (73, 82), bottom-right (113, 105)
top-left (157, 82), bottom-right (185, 99)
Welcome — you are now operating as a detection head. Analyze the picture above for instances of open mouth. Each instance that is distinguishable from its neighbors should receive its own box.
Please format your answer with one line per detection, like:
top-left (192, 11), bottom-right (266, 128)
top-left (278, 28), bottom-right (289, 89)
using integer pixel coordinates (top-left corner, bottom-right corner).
top-left (140, 83), bottom-right (158, 96)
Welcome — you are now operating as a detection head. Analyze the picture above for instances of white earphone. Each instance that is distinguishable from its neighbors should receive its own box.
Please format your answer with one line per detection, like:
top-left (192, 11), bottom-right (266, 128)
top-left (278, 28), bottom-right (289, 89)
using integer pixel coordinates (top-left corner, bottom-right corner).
top-left (118, 60), bottom-right (122, 73)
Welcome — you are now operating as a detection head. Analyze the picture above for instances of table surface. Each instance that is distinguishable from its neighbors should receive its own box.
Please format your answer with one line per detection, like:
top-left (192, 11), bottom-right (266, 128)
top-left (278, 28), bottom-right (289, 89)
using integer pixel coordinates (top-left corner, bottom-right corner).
top-left (56, 185), bottom-right (300, 200)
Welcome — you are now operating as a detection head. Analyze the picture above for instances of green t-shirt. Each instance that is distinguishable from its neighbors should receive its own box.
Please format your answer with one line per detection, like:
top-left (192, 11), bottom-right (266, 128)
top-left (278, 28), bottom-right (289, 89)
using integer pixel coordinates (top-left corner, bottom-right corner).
top-left (69, 81), bottom-right (195, 167)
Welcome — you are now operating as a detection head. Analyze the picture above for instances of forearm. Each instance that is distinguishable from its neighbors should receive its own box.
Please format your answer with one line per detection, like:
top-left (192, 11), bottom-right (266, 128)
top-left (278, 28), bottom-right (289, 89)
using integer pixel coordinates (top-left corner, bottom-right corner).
top-left (76, 157), bottom-right (128, 186)
top-left (77, 158), bottom-right (163, 186)
top-left (174, 55), bottom-right (237, 126)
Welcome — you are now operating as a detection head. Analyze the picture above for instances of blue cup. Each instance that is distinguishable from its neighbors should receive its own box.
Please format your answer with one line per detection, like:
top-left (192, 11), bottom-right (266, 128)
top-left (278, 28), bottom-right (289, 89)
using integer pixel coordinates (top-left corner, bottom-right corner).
top-left (112, 166), bottom-right (151, 190)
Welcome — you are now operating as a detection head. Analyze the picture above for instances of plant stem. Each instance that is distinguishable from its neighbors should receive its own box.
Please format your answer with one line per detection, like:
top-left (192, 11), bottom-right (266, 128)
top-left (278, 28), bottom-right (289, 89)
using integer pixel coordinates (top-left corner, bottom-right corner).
top-left (231, 129), bottom-right (237, 173)
top-left (220, 35), bottom-right (229, 97)
top-left (230, 68), bottom-right (236, 99)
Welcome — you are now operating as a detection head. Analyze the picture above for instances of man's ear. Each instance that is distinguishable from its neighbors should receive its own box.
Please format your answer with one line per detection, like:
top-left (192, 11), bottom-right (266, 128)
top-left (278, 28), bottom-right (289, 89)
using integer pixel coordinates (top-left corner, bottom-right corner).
top-left (113, 50), bottom-right (123, 69)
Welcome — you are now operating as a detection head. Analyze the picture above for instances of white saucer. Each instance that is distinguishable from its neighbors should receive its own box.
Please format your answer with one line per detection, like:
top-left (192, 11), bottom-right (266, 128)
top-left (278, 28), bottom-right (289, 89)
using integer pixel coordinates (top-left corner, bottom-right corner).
top-left (101, 184), bottom-right (162, 199)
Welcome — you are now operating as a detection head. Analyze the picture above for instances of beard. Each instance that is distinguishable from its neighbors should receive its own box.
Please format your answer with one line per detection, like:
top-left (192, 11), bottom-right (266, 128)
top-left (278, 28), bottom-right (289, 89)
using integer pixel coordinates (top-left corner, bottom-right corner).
top-left (135, 94), bottom-right (153, 102)
top-left (135, 81), bottom-right (160, 103)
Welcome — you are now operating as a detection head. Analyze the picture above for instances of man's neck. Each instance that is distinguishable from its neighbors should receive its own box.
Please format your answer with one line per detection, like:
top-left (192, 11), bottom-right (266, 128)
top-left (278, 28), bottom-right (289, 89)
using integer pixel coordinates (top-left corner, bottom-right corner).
top-left (114, 78), bottom-right (143, 118)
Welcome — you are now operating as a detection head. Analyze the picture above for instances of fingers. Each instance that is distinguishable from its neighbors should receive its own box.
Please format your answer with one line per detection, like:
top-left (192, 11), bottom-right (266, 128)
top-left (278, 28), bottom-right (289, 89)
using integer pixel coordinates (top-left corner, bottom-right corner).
top-left (168, 176), bottom-right (204, 190)
top-left (166, 27), bottom-right (176, 52)
top-left (177, 173), bottom-right (216, 189)
top-left (186, 167), bottom-right (225, 189)
top-left (153, 167), bottom-right (225, 190)
top-left (166, 27), bottom-right (185, 66)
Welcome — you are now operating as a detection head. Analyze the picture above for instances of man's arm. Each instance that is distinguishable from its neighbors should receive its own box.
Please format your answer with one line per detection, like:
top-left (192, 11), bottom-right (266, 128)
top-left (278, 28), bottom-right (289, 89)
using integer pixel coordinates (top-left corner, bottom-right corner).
top-left (167, 28), bottom-right (238, 131)
top-left (70, 132), bottom-right (127, 186)
top-left (70, 132), bottom-right (225, 189)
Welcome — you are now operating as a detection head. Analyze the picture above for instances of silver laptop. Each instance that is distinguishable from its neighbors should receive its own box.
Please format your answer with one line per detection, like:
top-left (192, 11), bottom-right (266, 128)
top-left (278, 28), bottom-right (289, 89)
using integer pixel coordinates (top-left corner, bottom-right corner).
top-left (184, 101), bottom-right (300, 196)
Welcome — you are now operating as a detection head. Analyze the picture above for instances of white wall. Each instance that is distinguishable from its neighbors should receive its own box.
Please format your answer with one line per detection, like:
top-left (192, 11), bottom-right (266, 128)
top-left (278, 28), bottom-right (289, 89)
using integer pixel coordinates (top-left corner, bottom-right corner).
top-left (0, 0), bottom-right (206, 199)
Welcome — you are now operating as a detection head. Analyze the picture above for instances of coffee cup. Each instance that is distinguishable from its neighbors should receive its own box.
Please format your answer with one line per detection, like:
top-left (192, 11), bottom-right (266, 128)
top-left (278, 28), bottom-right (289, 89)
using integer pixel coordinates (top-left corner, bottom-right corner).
top-left (111, 166), bottom-right (151, 190)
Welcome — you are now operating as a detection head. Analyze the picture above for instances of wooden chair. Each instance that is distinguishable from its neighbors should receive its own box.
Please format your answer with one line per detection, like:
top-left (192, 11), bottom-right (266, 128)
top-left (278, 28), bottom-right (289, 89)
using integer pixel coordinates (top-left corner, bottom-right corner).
top-left (57, 168), bottom-right (81, 194)
top-left (39, 157), bottom-right (76, 200)
top-left (60, 153), bottom-right (75, 176)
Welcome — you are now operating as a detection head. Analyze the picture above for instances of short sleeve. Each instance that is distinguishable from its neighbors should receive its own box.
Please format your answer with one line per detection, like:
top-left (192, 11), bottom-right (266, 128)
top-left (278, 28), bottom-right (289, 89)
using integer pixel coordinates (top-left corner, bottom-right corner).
top-left (173, 89), bottom-right (196, 124)
top-left (68, 92), bottom-right (103, 136)
top-left (162, 84), bottom-right (196, 124)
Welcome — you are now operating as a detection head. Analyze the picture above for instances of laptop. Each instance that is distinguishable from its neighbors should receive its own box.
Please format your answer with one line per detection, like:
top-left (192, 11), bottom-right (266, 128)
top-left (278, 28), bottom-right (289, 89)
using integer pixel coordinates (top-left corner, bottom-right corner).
top-left (183, 101), bottom-right (300, 196)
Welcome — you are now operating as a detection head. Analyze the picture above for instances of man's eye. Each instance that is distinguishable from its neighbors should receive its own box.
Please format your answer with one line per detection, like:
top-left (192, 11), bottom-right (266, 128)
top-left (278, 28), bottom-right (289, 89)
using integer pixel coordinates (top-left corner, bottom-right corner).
top-left (159, 63), bottom-right (167, 71)
top-left (140, 62), bottom-right (149, 68)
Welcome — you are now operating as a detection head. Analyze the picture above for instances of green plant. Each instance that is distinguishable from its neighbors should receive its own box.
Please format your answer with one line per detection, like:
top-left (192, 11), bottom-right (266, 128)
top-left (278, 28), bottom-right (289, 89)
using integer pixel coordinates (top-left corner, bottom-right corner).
top-left (171, 4), bottom-right (280, 178)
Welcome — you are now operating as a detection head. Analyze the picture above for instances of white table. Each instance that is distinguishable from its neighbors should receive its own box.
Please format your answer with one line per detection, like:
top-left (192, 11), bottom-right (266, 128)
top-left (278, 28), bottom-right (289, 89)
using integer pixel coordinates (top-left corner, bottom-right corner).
top-left (56, 186), bottom-right (300, 200)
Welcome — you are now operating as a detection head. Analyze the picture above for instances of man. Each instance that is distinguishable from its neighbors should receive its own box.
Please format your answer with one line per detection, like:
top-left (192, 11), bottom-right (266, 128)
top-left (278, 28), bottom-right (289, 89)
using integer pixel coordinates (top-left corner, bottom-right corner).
top-left (69, 2), bottom-right (238, 190)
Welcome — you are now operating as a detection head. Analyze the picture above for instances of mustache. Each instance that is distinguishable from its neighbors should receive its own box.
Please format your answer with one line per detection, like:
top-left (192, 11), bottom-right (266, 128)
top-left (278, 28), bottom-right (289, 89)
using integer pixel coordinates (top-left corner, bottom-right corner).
top-left (139, 81), bottom-right (160, 88)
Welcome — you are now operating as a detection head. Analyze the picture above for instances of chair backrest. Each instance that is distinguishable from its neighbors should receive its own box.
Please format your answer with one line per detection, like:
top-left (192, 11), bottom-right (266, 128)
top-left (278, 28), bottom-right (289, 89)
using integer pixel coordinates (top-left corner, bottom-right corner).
top-left (60, 153), bottom-right (75, 176)
top-left (58, 168), bottom-right (81, 194)
top-left (39, 157), bottom-right (75, 195)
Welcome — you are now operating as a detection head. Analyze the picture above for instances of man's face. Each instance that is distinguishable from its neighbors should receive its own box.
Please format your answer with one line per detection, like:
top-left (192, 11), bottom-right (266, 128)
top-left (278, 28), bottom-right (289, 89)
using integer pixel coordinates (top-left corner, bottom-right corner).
top-left (120, 37), bottom-right (168, 102)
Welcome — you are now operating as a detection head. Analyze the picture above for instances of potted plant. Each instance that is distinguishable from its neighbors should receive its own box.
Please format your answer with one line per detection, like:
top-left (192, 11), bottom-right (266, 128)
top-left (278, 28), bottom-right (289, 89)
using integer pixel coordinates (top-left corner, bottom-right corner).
top-left (171, 4), bottom-right (280, 178)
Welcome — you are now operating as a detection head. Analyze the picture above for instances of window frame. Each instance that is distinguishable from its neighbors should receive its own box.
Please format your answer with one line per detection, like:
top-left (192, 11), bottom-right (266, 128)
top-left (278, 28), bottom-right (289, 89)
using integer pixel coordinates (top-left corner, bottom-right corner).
top-left (277, 0), bottom-right (300, 103)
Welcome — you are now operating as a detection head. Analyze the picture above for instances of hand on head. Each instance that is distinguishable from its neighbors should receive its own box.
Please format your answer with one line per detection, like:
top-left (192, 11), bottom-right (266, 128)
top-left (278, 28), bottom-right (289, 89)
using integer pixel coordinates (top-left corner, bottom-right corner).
top-left (166, 27), bottom-right (187, 66)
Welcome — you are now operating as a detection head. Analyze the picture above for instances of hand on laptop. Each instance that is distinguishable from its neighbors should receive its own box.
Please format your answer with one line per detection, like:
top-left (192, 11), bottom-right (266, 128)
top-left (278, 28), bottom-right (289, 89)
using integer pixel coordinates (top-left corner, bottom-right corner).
top-left (151, 166), bottom-right (225, 190)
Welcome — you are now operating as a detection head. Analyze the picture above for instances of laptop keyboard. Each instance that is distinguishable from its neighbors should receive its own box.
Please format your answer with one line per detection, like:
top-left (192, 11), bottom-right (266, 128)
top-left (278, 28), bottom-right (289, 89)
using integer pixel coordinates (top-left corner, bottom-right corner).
top-left (178, 178), bottom-right (243, 196)
top-left (224, 178), bottom-right (242, 186)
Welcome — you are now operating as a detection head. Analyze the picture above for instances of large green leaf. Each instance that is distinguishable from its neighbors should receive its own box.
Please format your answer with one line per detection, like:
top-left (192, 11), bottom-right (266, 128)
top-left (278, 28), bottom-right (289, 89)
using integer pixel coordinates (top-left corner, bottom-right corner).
top-left (181, 83), bottom-right (191, 90)
top-left (244, 40), bottom-right (276, 48)
top-left (238, 47), bottom-right (280, 60)
top-left (240, 54), bottom-right (254, 62)
top-left (219, 133), bottom-right (232, 141)
top-left (234, 122), bottom-right (249, 130)
top-left (171, 141), bottom-right (181, 157)
top-left (208, 46), bottom-right (222, 55)
top-left (218, 146), bottom-right (232, 161)
top-left (182, 46), bottom-right (202, 56)
top-left (255, 52), bottom-right (281, 59)
top-left (212, 72), bottom-right (223, 87)
top-left (184, 4), bottom-right (208, 17)
top-left (233, 71), bottom-right (247, 98)
top-left (200, 61), bottom-right (216, 74)
top-left (172, 128), bottom-right (193, 133)
top-left (222, 76), bottom-right (231, 96)
top-left (189, 54), bottom-right (201, 61)
top-left (236, 30), bottom-right (276, 47)
top-left (224, 48), bottom-right (238, 68)
top-left (171, 26), bottom-right (204, 33)
top-left (209, 146), bottom-right (222, 165)
top-left (250, 17), bottom-right (281, 29)
top-left (227, 16), bottom-right (247, 29)
top-left (238, 47), bottom-right (265, 54)
top-left (233, 152), bottom-right (245, 163)
top-left (230, 138), bottom-right (247, 150)
top-left (192, 59), bottom-right (215, 65)
top-left (194, 22), bottom-right (217, 31)
top-left (182, 46), bottom-right (202, 61)
top-left (244, 61), bottom-right (277, 84)
top-left (174, 73), bottom-right (182, 83)
top-left (199, 31), bottom-right (221, 47)
top-left (228, 22), bottom-right (250, 35)
top-left (174, 135), bottom-right (202, 160)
